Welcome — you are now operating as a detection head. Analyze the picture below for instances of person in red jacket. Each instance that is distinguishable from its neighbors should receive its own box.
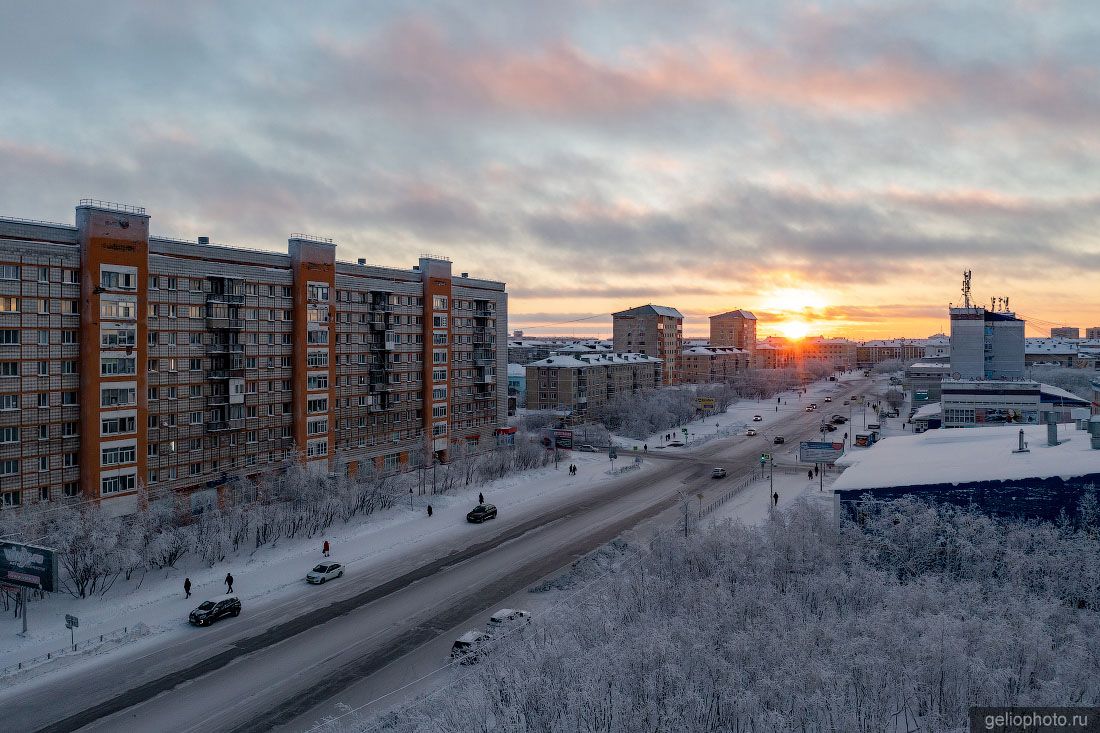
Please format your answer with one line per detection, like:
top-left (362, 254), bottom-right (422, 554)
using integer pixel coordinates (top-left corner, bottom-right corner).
top-left (322, 540), bottom-right (330, 558)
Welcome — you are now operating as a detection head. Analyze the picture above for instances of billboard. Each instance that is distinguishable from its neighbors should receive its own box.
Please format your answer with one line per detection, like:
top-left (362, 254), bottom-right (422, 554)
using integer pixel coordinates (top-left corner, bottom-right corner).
top-left (799, 441), bottom-right (845, 464)
top-left (694, 397), bottom-right (717, 411)
top-left (1, 541), bottom-right (59, 593)
top-left (543, 429), bottom-right (574, 449)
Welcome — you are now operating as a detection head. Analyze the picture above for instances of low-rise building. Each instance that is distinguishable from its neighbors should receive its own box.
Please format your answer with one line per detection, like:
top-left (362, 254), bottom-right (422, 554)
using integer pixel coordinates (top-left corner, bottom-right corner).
top-left (1050, 326), bottom-right (1080, 339)
top-left (1025, 338), bottom-right (1080, 368)
top-left (612, 304), bottom-right (683, 385)
top-left (904, 361), bottom-right (952, 407)
top-left (855, 339), bottom-right (926, 368)
top-left (681, 346), bottom-right (750, 384)
top-left (940, 379), bottom-right (1089, 428)
top-left (524, 353), bottom-right (662, 417)
top-left (507, 363), bottom-right (526, 408)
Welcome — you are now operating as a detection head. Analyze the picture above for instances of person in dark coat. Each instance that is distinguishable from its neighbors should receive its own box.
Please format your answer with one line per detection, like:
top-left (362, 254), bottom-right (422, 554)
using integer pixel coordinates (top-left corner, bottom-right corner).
top-left (322, 540), bottom-right (330, 557)
top-left (225, 572), bottom-right (234, 593)
top-left (184, 577), bottom-right (191, 599)
top-left (427, 504), bottom-right (433, 517)
top-left (478, 492), bottom-right (484, 504)
top-left (808, 469), bottom-right (813, 481)
top-left (772, 492), bottom-right (779, 507)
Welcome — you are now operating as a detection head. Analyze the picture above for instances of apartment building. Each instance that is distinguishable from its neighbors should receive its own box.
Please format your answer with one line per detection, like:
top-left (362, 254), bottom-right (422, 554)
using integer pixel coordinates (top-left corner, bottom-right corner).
top-left (0, 201), bottom-right (506, 514)
top-left (950, 306), bottom-right (1025, 379)
top-left (681, 346), bottom-right (750, 384)
top-left (612, 305), bottom-right (682, 385)
top-left (524, 353), bottom-right (662, 416)
top-left (1050, 327), bottom-right (1080, 339)
top-left (709, 310), bottom-right (756, 360)
top-left (855, 339), bottom-right (926, 369)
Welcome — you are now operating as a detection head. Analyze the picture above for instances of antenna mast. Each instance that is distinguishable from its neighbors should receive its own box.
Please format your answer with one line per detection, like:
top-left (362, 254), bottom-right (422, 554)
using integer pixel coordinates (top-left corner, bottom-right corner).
top-left (961, 270), bottom-right (972, 308)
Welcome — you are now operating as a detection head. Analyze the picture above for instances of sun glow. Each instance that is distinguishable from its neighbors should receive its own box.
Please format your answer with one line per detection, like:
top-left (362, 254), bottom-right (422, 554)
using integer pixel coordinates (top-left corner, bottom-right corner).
top-left (760, 287), bottom-right (829, 340)
top-left (777, 319), bottom-right (811, 339)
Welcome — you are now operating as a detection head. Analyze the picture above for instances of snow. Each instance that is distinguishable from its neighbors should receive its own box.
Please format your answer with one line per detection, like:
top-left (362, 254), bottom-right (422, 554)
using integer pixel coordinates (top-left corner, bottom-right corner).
top-left (833, 422), bottom-right (1100, 491)
top-left (911, 402), bottom-right (941, 421)
top-left (0, 450), bottom-right (651, 684)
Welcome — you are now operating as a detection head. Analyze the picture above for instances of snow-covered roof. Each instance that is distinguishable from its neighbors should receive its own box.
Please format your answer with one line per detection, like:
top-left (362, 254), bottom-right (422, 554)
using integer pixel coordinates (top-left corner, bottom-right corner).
top-left (682, 346), bottom-right (747, 356)
top-left (613, 304), bottom-right (683, 319)
top-left (710, 309), bottom-right (756, 320)
top-left (1039, 383), bottom-right (1090, 405)
top-left (554, 342), bottom-right (613, 354)
top-left (507, 363), bottom-right (526, 377)
top-left (833, 423), bottom-right (1100, 492)
top-left (526, 355), bottom-right (589, 368)
top-left (911, 402), bottom-right (942, 421)
top-left (1025, 338), bottom-right (1080, 355)
top-left (456, 630), bottom-right (489, 644)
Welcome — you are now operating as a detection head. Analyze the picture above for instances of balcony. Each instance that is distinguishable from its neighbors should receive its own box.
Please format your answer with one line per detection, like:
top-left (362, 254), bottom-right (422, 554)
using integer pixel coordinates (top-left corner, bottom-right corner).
top-left (206, 419), bottom-right (244, 433)
top-left (475, 372), bottom-right (495, 384)
top-left (473, 309), bottom-right (494, 318)
top-left (207, 366), bottom-right (246, 379)
top-left (206, 317), bottom-right (244, 331)
top-left (208, 394), bottom-right (230, 406)
top-left (474, 390), bottom-right (494, 400)
top-left (370, 302), bottom-right (394, 312)
top-left (207, 342), bottom-right (245, 355)
top-left (206, 292), bottom-right (244, 305)
top-left (369, 382), bottom-right (392, 392)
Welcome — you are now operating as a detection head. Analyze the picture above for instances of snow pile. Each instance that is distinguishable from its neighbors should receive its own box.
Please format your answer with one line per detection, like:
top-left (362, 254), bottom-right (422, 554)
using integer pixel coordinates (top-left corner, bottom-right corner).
top-left (356, 500), bottom-right (1100, 733)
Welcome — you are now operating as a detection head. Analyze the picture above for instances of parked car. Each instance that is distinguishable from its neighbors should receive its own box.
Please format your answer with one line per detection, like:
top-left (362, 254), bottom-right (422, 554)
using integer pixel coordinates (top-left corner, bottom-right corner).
top-left (451, 630), bottom-right (494, 664)
top-left (832, 416), bottom-right (847, 424)
top-left (809, 403), bottom-right (818, 409)
top-left (842, 400), bottom-right (849, 405)
top-left (824, 396), bottom-right (832, 402)
top-left (867, 423), bottom-right (881, 431)
top-left (805, 405), bottom-right (816, 412)
top-left (745, 428), bottom-right (758, 436)
top-left (822, 424), bottom-right (837, 432)
top-left (752, 415), bottom-right (763, 422)
top-left (711, 467), bottom-right (727, 479)
top-left (467, 504), bottom-right (498, 523)
top-left (576, 444), bottom-right (598, 452)
top-left (773, 436), bottom-right (785, 444)
top-left (666, 440), bottom-right (685, 447)
top-left (189, 594), bottom-right (241, 626)
top-left (306, 562), bottom-right (344, 584)
top-left (488, 608), bottom-right (531, 629)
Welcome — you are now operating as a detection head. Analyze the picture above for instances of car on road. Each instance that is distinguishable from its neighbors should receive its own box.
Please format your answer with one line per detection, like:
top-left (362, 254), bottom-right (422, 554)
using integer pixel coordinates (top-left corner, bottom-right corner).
top-left (451, 630), bottom-right (494, 664)
top-left (805, 405), bottom-right (816, 412)
top-left (666, 440), bottom-right (685, 447)
top-left (842, 400), bottom-right (849, 405)
top-left (306, 562), bottom-right (344, 584)
top-left (711, 467), bottom-right (727, 479)
top-left (821, 424), bottom-right (837, 432)
top-left (467, 504), bottom-right (498, 523)
top-left (773, 436), bottom-right (785, 444)
top-left (809, 403), bottom-right (818, 409)
top-left (752, 415), bottom-right (763, 421)
top-left (745, 428), bottom-right (758, 436)
top-left (823, 396), bottom-right (832, 402)
top-left (576, 444), bottom-right (598, 452)
top-left (189, 594), bottom-right (241, 626)
top-left (488, 609), bottom-right (531, 629)
top-left (831, 416), bottom-right (847, 424)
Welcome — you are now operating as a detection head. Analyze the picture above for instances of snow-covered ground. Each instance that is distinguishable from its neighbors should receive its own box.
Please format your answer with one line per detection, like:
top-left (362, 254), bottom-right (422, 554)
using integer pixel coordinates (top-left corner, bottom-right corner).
top-left (0, 449), bottom-right (651, 683)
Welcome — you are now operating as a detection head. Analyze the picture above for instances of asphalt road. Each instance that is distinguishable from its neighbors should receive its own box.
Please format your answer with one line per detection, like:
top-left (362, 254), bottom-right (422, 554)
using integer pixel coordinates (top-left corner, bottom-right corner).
top-left (4, 379), bottom-right (867, 733)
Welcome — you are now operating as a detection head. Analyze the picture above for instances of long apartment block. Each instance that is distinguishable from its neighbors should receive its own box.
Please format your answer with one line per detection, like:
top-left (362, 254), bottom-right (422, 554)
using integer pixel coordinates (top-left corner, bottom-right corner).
top-left (0, 200), bottom-right (507, 515)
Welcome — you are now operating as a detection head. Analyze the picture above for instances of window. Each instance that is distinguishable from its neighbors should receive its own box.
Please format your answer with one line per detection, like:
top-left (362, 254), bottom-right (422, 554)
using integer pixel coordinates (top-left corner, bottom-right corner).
top-left (433, 368), bottom-right (447, 382)
top-left (190, 463), bottom-right (202, 476)
top-left (62, 330), bottom-right (77, 344)
top-left (307, 373), bottom-right (328, 390)
top-left (0, 297), bottom-right (17, 312)
top-left (0, 427), bottom-right (17, 443)
top-left (0, 362), bottom-right (18, 377)
top-left (307, 397), bottom-right (328, 414)
top-left (63, 360), bottom-right (77, 374)
top-left (433, 295), bottom-right (448, 310)
top-left (38, 425), bottom-right (47, 440)
top-left (2, 491), bottom-right (20, 508)
top-left (307, 284), bottom-right (329, 301)
top-left (306, 439), bottom-right (328, 457)
top-left (37, 361), bottom-right (48, 376)
top-left (37, 299), bottom-right (49, 315)
top-left (0, 266), bottom-right (19, 280)
top-left (63, 421), bottom-right (78, 437)
top-left (433, 314), bottom-right (448, 328)
top-left (190, 358), bottom-right (202, 371)
top-left (432, 405), bottom-right (447, 419)
top-left (63, 482), bottom-right (80, 497)
top-left (307, 419), bottom-right (328, 436)
top-left (102, 415), bottom-right (136, 435)
top-left (101, 386), bottom-right (137, 407)
top-left (0, 459), bottom-right (19, 475)
top-left (433, 332), bottom-right (448, 346)
top-left (306, 351), bottom-right (329, 368)
top-left (190, 411), bottom-right (203, 424)
top-left (100, 296), bottom-right (137, 320)
top-left (101, 445), bottom-right (136, 466)
top-left (432, 350), bottom-right (447, 365)
top-left (38, 330), bottom-right (48, 345)
top-left (65, 269), bottom-right (79, 284)
top-left (101, 472), bottom-right (136, 495)
top-left (101, 356), bottom-right (136, 376)
top-left (432, 386), bottom-right (447, 401)
top-left (0, 394), bottom-right (17, 411)
top-left (0, 330), bottom-right (18, 345)
top-left (306, 330), bottom-right (329, 345)
top-left (37, 267), bottom-right (49, 283)
top-left (100, 269), bottom-right (136, 290)
top-left (64, 452), bottom-right (77, 468)
top-left (62, 391), bottom-right (77, 405)
top-left (101, 326), bottom-right (136, 348)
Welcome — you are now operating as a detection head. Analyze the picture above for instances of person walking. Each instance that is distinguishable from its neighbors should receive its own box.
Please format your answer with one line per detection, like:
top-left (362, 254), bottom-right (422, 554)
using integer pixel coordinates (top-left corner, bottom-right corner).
top-left (807, 469), bottom-right (813, 481)
top-left (225, 572), bottom-right (234, 594)
top-left (184, 577), bottom-right (191, 599)
top-left (322, 540), bottom-right (330, 558)
top-left (427, 504), bottom-right (433, 517)
top-left (643, 443), bottom-right (647, 452)
top-left (772, 491), bottom-right (779, 507)
top-left (478, 492), bottom-right (484, 504)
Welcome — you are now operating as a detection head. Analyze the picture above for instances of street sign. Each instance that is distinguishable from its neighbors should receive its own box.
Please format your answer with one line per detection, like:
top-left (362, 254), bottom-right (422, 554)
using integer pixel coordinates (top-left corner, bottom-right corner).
top-left (799, 441), bottom-right (845, 463)
top-left (608, 446), bottom-right (617, 460)
top-left (0, 541), bottom-right (59, 593)
top-left (759, 453), bottom-right (770, 463)
top-left (65, 614), bottom-right (79, 629)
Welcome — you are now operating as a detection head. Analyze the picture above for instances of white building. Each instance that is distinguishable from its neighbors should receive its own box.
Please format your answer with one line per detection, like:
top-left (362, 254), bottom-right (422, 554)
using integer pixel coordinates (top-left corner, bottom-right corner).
top-left (949, 307), bottom-right (1025, 379)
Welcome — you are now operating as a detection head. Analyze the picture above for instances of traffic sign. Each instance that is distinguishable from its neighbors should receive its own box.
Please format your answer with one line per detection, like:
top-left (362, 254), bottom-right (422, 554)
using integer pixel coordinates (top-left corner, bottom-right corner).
top-left (65, 614), bottom-right (79, 629)
top-left (759, 453), bottom-right (771, 463)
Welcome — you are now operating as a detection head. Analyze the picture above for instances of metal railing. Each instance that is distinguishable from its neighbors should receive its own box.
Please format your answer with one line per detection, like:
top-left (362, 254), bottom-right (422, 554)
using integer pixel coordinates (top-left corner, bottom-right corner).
top-left (78, 199), bottom-right (146, 215)
top-left (289, 233), bottom-right (334, 244)
top-left (700, 473), bottom-right (754, 518)
top-left (0, 623), bottom-right (150, 680)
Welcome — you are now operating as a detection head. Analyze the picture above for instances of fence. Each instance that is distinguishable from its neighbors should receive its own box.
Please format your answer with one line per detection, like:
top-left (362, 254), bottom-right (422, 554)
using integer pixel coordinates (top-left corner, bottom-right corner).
top-left (606, 460), bottom-right (643, 476)
top-left (700, 473), bottom-right (754, 518)
top-left (0, 623), bottom-right (150, 681)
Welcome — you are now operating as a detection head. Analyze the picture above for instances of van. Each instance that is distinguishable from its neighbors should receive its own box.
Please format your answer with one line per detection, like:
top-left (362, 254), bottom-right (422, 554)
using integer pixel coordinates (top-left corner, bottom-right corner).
top-left (488, 608), bottom-right (531, 628)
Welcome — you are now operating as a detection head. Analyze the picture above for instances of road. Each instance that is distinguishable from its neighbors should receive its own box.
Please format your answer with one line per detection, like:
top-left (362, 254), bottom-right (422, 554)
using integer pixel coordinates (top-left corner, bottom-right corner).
top-left (2, 379), bottom-right (867, 733)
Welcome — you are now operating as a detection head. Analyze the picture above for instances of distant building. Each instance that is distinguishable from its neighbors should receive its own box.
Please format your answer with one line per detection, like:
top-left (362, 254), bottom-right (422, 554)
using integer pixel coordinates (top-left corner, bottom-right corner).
top-left (939, 379), bottom-right (1088, 428)
top-left (1050, 326), bottom-right (1080, 339)
top-left (709, 310), bottom-right (756, 360)
top-left (949, 307), bottom-right (1025, 379)
top-left (507, 364), bottom-right (526, 409)
top-left (1087, 327), bottom-right (1100, 340)
top-left (904, 361), bottom-right (952, 407)
top-left (753, 342), bottom-right (784, 369)
top-left (855, 339), bottom-right (926, 369)
top-left (681, 346), bottom-right (750, 384)
top-left (1024, 338), bottom-right (1079, 368)
top-left (506, 339), bottom-right (563, 365)
top-left (525, 353), bottom-right (662, 417)
top-left (612, 305), bottom-right (683, 385)
top-left (923, 333), bottom-right (951, 361)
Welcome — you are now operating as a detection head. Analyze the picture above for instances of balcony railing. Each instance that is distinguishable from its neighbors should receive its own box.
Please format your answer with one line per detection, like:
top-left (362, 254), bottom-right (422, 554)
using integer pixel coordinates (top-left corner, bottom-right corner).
top-left (206, 293), bottom-right (244, 305)
top-left (207, 343), bottom-right (245, 354)
top-left (206, 317), bottom-right (244, 330)
top-left (206, 418), bottom-right (244, 433)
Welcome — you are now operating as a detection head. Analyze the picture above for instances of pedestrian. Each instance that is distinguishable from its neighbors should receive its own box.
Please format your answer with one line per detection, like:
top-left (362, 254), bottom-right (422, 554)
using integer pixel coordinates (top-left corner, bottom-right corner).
top-left (225, 572), bottom-right (234, 594)
top-left (427, 504), bottom-right (433, 517)
top-left (814, 466), bottom-right (819, 477)
top-left (643, 443), bottom-right (648, 452)
top-left (772, 491), bottom-right (779, 507)
top-left (184, 577), bottom-right (191, 599)
top-left (322, 540), bottom-right (330, 558)
top-left (478, 492), bottom-right (484, 504)
top-left (807, 469), bottom-right (813, 481)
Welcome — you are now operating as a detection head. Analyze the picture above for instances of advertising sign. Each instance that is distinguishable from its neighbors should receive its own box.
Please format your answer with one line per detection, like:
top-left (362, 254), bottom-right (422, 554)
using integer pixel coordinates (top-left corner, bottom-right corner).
top-left (694, 397), bottom-right (717, 411)
top-left (799, 441), bottom-right (846, 464)
top-left (0, 541), bottom-right (59, 593)
top-left (552, 429), bottom-right (573, 449)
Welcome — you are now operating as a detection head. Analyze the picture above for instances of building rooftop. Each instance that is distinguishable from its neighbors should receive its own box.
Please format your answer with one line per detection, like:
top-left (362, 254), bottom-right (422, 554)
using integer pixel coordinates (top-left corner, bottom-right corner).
top-left (833, 423), bottom-right (1100, 491)
top-left (612, 304), bottom-right (684, 319)
top-left (710, 309), bottom-right (756, 320)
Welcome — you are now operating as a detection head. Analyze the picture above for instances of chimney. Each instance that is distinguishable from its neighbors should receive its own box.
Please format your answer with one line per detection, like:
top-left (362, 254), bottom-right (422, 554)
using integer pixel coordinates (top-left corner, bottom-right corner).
top-left (197, 236), bottom-right (210, 245)
top-left (1012, 428), bottom-right (1029, 454)
top-left (461, 272), bottom-right (469, 278)
top-left (357, 258), bottom-right (366, 265)
top-left (1046, 411), bottom-right (1059, 446)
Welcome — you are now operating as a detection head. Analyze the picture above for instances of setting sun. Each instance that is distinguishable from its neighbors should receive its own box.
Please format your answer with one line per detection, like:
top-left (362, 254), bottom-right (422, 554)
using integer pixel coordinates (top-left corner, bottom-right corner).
top-left (777, 319), bottom-right (811, 339)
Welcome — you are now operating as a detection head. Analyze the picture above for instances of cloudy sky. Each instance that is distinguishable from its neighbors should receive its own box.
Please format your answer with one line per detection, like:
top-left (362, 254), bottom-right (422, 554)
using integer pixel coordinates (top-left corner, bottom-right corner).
top-left (2, 1), bottom-right (1098, 339)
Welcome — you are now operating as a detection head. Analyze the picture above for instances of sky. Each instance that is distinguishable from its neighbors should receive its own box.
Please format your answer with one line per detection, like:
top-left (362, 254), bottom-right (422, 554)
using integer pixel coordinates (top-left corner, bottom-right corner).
top-left (1, 1), bottom-right (1098, 340)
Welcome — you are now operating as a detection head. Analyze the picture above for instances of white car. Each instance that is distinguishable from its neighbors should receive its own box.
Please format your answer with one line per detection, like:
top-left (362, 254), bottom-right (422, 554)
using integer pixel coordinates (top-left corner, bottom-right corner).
top-left (711, 467), bottom-right (727, 479)
top-left (488, 608), bottom-right (531, 628)
top-left (306, 562), bottom-right (344, 584)
top-left (576, 444), bottom-right (598, 452)
top-left (745, 428), bottom-right (758, 436)
top-left (451, 630), bottom-right (494, 664)
top-left (752, 415), bottom-right (763, 422)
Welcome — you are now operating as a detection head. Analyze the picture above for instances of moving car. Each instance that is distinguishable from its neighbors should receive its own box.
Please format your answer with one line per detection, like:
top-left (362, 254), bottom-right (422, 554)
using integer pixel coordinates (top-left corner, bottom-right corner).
top-left (488, 608), bottom-right (531, 628)
top-left (666, 440), bottom-right (685, 447)
top-left (451, 630), bottom-right (494, 664)
top-left (824, 396), bottom-right (832, 402)
top-left (809, 403), bottom-right (818, 409)
top-left (745, 428), bottom-right (758, 436)
top-left (711, 467), bottom-right (727, 479)
top-left (805, 405), bottom-right (816, 412)
top-left (821, 424), bottom-right (837, 432)
top-left (467, 504), bottom-right (497, 523)
top-left (306, 562), bottom-right (344, 584)
top-left (189, 594), bottom-right (241, 626)
top-left (752, 415), bottom-right (763, 422)
top-left (576, 444), bottom-right (598, 452)
top-left (773, 436), bottom-right (785, 444)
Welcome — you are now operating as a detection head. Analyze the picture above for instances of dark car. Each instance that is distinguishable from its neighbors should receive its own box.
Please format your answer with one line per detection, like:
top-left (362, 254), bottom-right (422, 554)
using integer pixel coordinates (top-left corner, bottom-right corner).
top-left (822, 423), bottom-right (837, 432)
top-left (467, 504), bottom-right (497, 523)
top-left (189, 594), bottom-right (241, 626)
top-left (773, 436), bottom-right (785, 444)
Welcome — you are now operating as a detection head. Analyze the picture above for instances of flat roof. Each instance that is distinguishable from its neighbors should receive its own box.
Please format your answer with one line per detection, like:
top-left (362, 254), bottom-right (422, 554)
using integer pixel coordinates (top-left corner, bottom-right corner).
top-left (833, 423), bottom-right (1100, 491)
